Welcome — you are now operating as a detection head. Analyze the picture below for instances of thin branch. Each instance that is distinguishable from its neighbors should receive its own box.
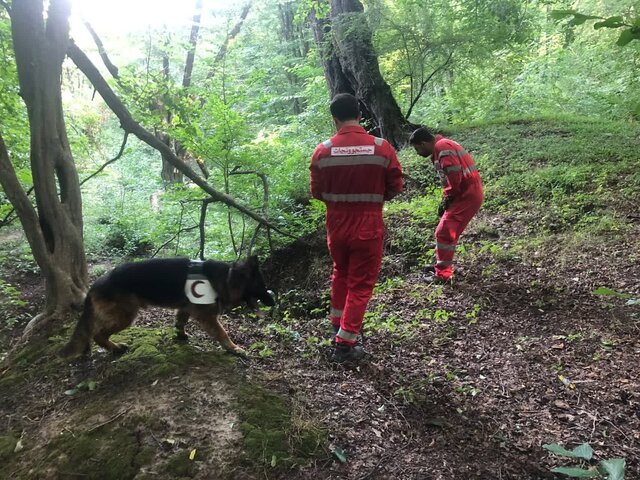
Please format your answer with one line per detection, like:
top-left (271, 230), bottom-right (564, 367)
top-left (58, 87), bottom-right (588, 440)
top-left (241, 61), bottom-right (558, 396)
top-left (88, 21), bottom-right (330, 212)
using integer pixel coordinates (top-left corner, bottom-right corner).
top-left (0, 185), bottom-right (33, 228)
top-left (66, 41), bottom-right (295, 239)
top-left (206, 3), bottom-right (252, 80)
top-left (83, 21), bottom-right (120, 79)
top-left (152, 224), bottom-right (199, 258)
top-left (405, 51), bottom-right (454, 120)
top-left (87, 408), bottom-right (131, 433)
top-left (79, 132), bottom-right (128, 186)
top-left (0, 210), bottom-right (16, 228)
top-left (0, 132), bottom-right (46, 256)
top-left (229, 169), bottom-right (270, 256)
top-left (198, 198), bottom-right (213, 260)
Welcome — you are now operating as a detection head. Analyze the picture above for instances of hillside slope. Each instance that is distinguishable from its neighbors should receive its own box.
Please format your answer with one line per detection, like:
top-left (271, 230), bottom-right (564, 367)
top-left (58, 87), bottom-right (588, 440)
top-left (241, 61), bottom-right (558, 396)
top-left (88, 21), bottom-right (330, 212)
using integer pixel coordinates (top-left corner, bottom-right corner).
top-left (1, 117), bottom-right (639, 479)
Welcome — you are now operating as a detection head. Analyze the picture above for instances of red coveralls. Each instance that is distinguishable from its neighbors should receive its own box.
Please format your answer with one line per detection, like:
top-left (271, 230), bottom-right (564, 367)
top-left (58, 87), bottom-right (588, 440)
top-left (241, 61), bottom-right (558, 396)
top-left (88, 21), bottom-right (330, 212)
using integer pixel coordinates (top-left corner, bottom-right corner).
top-left (432, 135), bottom-right (484, 281)
top-left (310, 126), bottom-right (403, 345)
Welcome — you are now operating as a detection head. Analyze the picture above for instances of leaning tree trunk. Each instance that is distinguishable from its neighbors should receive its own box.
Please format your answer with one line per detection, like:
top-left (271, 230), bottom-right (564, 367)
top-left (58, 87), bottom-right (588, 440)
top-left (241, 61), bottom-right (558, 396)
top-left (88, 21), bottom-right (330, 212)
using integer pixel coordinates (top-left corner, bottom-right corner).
top-left (311, 0), bottom-right (416, 148)
top-left (2, 0), bottom-right (88, 338)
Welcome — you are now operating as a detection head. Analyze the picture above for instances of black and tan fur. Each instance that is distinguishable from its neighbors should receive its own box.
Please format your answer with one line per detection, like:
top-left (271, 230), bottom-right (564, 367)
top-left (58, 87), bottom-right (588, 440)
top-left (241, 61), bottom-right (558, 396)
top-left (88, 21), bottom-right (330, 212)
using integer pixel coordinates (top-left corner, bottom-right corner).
top-left (58, 256), bottom-right (275, 358)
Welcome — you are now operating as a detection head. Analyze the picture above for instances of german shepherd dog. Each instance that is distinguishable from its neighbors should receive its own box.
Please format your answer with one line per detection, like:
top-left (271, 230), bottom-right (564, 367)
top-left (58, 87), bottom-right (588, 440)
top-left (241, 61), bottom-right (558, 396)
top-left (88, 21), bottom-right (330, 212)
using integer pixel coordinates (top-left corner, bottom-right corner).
top-left (58, 256), bottom-right (275, 358)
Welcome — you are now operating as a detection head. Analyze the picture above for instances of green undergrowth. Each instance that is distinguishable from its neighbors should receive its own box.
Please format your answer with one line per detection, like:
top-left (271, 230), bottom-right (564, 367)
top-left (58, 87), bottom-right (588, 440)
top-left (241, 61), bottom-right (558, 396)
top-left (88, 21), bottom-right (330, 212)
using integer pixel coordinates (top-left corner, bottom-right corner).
top-left (0, 326), bottom-right (327, 479)
top-left (389, 116), bottom-right (639, 260)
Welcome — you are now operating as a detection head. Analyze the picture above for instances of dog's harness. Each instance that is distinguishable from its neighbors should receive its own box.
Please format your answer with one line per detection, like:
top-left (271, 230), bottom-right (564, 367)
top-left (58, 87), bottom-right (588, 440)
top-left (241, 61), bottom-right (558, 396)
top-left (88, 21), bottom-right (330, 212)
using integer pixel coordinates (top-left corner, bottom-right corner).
top-left (185, 260), bottom-right (219, 304)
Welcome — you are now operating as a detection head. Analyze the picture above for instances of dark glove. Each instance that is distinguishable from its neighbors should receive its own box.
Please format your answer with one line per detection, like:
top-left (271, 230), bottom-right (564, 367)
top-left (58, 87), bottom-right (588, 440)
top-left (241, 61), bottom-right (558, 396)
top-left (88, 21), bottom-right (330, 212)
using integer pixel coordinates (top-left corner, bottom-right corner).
top-left (438, 196), bottom-right (453, 217)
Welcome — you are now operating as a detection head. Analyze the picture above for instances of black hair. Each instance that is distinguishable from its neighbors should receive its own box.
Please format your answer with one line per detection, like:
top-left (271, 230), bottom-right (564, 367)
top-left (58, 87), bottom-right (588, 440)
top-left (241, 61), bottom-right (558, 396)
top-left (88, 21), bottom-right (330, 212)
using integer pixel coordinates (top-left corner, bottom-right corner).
top-left (330, 93), bottom-right (360, 121)
top-left (409, 127), bottom-right (435, 144)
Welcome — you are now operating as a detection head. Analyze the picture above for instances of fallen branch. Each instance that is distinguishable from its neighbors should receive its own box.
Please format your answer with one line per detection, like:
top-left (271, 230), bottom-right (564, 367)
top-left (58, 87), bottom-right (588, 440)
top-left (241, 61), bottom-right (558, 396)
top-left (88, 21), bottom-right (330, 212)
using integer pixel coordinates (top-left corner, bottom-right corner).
top-left (66, 41), bottom-right (295, 239)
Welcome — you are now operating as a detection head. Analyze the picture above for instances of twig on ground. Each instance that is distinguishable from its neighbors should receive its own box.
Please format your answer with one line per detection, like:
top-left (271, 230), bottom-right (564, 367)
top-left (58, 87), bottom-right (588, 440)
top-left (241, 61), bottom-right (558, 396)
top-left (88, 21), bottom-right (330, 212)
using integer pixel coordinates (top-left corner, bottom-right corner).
top-left (86, 407), bottom-right (131, 433)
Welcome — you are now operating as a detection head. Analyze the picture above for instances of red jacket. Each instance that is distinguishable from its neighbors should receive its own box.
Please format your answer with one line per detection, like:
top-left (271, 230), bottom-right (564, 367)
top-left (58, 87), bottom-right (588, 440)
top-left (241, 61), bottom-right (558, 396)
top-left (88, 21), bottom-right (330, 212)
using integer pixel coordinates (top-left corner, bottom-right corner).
top-left (310, 125), bottom-right (403, 212)
top-left (432, 134), bottom-right (482, 199)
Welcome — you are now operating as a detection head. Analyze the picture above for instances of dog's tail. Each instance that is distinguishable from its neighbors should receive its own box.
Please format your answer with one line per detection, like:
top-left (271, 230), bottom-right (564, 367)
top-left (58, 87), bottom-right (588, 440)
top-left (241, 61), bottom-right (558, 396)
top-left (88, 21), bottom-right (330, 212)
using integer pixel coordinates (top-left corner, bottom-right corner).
top-left (58, 292), bottom-right (95, 358)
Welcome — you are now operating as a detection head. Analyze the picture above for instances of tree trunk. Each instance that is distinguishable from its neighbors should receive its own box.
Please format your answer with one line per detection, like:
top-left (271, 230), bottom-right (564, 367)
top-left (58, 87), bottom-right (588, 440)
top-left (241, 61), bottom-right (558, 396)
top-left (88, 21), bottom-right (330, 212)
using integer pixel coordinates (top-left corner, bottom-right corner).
top-left (2, 0), bottom-right (88, 339)
top-left (311, 0), bottom-right (416, 148)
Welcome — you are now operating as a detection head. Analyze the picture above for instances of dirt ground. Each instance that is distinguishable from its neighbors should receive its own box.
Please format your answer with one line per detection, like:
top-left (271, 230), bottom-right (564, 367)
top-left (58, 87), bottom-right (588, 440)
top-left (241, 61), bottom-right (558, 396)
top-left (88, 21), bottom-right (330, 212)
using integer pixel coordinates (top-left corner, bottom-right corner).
top-left (1, 211), bottom-right (639, 479)
top-left (243, 211), bottom-right (640, 479)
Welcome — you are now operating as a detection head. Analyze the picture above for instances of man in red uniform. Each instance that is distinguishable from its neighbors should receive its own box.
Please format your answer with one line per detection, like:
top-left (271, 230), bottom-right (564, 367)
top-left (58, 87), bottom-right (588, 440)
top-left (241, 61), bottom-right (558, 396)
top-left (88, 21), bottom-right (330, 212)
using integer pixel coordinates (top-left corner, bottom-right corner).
top-left (310, 94), bottom-right (403, 364)
top-left (409, 127), bottom-right (483, 283)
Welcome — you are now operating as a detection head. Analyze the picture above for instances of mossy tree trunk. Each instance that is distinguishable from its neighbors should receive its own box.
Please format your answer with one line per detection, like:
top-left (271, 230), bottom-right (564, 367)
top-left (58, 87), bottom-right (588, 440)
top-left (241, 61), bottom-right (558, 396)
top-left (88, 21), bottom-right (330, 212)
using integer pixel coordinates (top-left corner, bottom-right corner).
top-left (311, 0), bottom-right (416, 148)
top-left (0, 0), bottom-right (88, 340)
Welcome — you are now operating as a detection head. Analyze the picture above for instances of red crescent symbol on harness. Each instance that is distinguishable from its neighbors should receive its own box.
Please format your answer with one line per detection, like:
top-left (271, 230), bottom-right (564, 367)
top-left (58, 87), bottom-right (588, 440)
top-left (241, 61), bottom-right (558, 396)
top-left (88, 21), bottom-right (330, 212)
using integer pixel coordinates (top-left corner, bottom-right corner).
top-left (191, 280), bottom-right (205, 298)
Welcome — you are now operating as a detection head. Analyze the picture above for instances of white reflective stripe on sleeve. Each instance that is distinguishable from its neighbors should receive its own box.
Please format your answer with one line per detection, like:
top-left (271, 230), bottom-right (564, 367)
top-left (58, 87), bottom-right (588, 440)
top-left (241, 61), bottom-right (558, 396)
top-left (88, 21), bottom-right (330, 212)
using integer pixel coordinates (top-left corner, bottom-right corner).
top-left (374, 137), bottom-right (384, 146)
top-left (462, 165), bottom-right (478, 176)
top-left (439, 149), bottom-right (468, 160)
top-left (330, 307), bottom-right (343, 318)
top-left (438, 149), bottom-right (458, 159)
top-left (444, 165), bottom-right (462, 173)
top-left (337, 328), bottom-right (358, 342)
top-left (436, 242), bottom-right (457, 251)
top-left (321, 193), bottom-right (384, 203)
top-left (317, 155), bottom-right (390, 169)
top-left (322, 139), bottom-right (333, 148)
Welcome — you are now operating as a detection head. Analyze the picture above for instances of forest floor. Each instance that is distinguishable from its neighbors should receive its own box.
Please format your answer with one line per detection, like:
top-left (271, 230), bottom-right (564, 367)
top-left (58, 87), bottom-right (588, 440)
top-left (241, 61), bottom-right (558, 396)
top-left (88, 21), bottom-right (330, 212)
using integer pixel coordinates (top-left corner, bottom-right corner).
top-left (1, 117), bottom-right (639, 479)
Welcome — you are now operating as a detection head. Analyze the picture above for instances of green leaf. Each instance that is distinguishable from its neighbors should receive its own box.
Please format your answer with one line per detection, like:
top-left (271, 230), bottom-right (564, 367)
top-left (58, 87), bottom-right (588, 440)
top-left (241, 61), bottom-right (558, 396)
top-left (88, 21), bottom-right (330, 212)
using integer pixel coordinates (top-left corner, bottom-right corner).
top-left (551, 10), bottom-right (578, 20)
top-left (552, 466), bottom-right (600, 478)
top-left (543, 443), bottom-right (593, 460)
top-left (270, 454), bottom-right (277, 467)
top-left (569, 14), bottom-right (602, 26)
top-left (594, 17), bottom-right (625, 29)
top-left (330, 445), bottom-right (347, 463)
top-left (64, 389), bottom-right (77, 396)
top-left (592, 287), bottom-right (629, 298)
top-left (617, 29), bottom-right (640, 46)
top-left (599, 458), bottom-right (625, 480)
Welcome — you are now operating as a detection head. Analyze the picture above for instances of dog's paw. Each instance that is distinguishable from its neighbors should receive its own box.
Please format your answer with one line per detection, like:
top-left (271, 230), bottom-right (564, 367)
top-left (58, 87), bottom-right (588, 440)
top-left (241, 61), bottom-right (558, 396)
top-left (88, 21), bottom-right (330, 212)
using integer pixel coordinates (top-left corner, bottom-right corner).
top-left (229, 346), bottom-right (248, 357)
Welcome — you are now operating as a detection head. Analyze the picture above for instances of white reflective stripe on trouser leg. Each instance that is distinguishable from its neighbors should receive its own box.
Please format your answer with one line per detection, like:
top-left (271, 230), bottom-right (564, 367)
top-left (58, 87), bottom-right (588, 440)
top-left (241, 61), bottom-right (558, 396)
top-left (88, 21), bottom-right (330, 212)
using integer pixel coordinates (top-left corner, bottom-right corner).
top-left (337, 328), bottom-right (358, 342)
top-left (436, 242), bottom-right (457, 251)
top-left (436, 260), bottom-right (453, 267)
top-left (330, 307), bottom-right (343, 318)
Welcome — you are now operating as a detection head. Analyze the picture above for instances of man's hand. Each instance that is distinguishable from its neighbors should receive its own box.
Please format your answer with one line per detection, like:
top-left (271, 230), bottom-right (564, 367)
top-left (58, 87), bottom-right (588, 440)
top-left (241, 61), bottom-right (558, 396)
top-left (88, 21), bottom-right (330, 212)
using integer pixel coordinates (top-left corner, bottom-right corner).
top-left (438, 196), bottom-right (453, 217)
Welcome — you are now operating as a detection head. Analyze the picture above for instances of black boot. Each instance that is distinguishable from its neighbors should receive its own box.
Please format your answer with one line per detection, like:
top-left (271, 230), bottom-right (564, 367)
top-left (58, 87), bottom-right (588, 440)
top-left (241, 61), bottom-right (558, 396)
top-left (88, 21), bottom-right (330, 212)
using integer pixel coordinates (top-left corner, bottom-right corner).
top-left (331, 343), bottom-right (366, 364)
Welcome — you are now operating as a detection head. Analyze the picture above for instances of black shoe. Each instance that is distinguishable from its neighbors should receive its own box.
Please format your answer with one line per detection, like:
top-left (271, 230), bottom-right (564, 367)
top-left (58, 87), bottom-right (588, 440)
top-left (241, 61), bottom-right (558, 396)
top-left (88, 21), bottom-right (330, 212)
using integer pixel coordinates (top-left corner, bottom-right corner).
top-left (330, 325), bottom-right (366, 346)
top-left (331, 343), bottom-right (366, 364)
top-left (423, 272), bottom-right (451, 284)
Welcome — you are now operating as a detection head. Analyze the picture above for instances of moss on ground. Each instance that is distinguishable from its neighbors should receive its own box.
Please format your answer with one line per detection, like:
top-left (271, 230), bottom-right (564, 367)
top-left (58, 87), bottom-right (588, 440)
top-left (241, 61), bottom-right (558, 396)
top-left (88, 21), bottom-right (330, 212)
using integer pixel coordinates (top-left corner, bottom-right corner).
top-left (1, 325), bottom-right (328, 478)
top-left (0, 434), bottom-right (17, 465)
top-left (237, 383), bottom-right (326, 469)
top-left (43, 423), bottom-right (152, 479)
top-left (164, 450), bottom-right (197, 478)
